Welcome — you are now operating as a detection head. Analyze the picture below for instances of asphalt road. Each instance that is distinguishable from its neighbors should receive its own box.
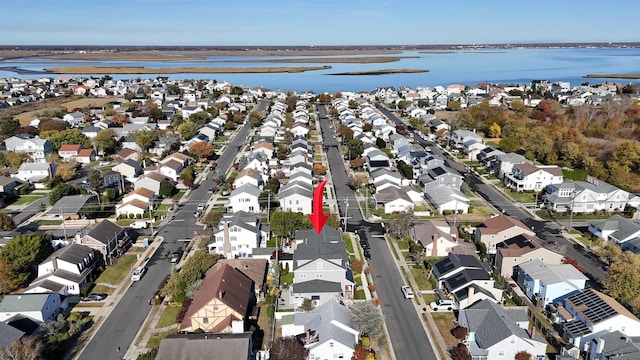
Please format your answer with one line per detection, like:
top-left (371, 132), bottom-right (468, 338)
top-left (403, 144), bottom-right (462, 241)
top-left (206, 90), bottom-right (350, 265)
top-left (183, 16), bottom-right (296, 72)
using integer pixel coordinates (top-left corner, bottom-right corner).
top-left (317, 105), bottom-right (436, 360)
top-left (375, 104), bottom-right (607, 283)
top-left (77, 101), bottom-right (268, 360)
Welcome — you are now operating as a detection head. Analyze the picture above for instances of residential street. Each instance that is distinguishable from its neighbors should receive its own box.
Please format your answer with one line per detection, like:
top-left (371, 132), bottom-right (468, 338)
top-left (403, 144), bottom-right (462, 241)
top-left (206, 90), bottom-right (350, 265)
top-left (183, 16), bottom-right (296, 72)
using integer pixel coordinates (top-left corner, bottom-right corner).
top-left (75, 101), bottom-right (268, 360)
top-left (318, 105), bottom-right (438, 360)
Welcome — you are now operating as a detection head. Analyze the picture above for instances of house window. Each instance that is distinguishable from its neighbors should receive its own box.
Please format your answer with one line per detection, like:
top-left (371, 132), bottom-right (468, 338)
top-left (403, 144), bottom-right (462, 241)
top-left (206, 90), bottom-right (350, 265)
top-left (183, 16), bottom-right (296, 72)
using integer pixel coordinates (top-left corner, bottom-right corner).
top-left (316, 273), bottom-right (323, 279)
top-left (317, 262), bottom-right (323, 270)
top-left (510, 339), bottom-right (515, 344)
top-left (299, 274), bottom-right (307, 280)
top-left (213, 306), bottom-right (218, 311)
top-left (491, 235), bottom-right (496, 239)
top-left (203, 317), bottom-right (209, 324)
top-left (513, 258), bottom-right (518, 262)
top-left (498, 350), bottom-right (505, 357)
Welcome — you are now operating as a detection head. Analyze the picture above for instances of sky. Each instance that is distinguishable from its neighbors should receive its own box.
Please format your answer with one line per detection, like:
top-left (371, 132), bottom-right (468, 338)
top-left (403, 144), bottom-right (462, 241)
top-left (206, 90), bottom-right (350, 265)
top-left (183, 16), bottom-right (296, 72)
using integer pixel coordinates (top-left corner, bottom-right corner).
top-left (2, 0), bottom-right (640, 46)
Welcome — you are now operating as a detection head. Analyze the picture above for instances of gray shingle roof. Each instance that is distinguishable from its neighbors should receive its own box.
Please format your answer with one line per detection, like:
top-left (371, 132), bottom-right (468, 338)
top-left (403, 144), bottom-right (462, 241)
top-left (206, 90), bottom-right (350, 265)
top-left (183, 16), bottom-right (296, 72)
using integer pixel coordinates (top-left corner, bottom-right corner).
top-left (463, 299), bottom-right (539, 348)
top-left (0, 293), bottom-right (57, 313)
top-left (86, 220), bottom-right (124, 245)
top-left (590, 215), bottom-right (640, 242)
top-left (292, 279), bottom-right (342, 293)
top-left (230, 184), bottom-right (261, 198)
top-left (293, 227), bottom-right (346, 267)
top-left (0, 322), bottom-right (25, 348)
top-left (49, 194), bottom-right (96, 215)
top-left (157, 332), bottom-right (253, 360)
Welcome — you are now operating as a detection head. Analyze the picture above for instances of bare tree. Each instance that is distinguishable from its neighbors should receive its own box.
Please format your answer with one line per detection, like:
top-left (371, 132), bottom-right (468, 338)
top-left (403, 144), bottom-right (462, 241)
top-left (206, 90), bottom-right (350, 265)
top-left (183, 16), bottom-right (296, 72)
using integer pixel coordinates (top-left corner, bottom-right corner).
top-left (386, 211), bottom-right (413, 238)
top-left (270, 337), bottom-right (307, 360)
top-left (350, 301), bottom-right (382, 339)
top-left (0, 336), bottom-right (44, 360)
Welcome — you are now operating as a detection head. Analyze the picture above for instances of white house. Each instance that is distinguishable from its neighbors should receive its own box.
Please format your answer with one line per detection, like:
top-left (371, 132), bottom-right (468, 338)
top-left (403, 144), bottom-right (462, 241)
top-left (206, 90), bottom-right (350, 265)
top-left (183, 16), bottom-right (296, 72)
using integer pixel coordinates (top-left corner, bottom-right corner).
top-left (0, 293), bottom-right (67, 323)
top-left (544, 180), bottom-right (638, 214)
top-left (505, 164), bottom-right (564, 192)
top-left (228, 184), bottom-right (261, 213)
top-left (411, 220), bottom-right (460, 257)
top-left (374, 186), bottom-right (415, 214)
top-left (515, 259), bottom-right (588, 307)
top-left (278, 182), bottom-right (313, 215)
top-left (4, 135), bottom-right (54, 162)
top-left (134, 172), bottom-right (169, 196)
top-left (423, 182), bottom-right (470, 214)
top-left (13, 162), bottom-right (56, 182)
top-left (207, 211), bottom-right (268, 259)
top-left (233, 168), bottom-right (261, 189)
top-left (588, 215), bottom-right (640, 252)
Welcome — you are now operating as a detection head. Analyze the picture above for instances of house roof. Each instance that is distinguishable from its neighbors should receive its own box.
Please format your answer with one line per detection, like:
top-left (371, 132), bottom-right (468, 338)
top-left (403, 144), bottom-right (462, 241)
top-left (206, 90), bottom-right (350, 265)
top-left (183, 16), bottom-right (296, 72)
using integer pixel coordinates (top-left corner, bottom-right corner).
top-left (477, 215), bottom-right (531, 235)
top-left (157, 332), bottom-right (254, 360)
top-left (86, 220), bottom-right (124, 245)
top-left (125, 187), bottom-right (155, 200)
top-left (564, 289), bottom-right (639, 326)
top-left (590, 215), bottom-right (640, 242)
top-left (517, 259), bottom-right (588, 285)
top-left (215, 259), bottom-right (268, 291)
top-left (375, 186), bottom-right (413, 204)
top-left (278, 184), bottom-right (313, 200)
top-left (77, 148), bottom-right (93, 157)
top-left (138, 171), bottom-right (168, 183)
top-left (182, 264), bottom-right (253, 330)
top-left (59, 144), bottom-right (81, 152)
top-left (0, 293), bottom-right (57, 313)
top-left (433, 254), bottom-right (483, 277)
top-left (444, 268), bottom-right (491, 291)
top-left (230, 183), bottom-right (261, 198)
top-left (514, 163), bottom-right (563, 176)
top-left (42, 243), bottom-right (95, 265)
top-left (496, 234), bottom-right (545, 257)
top-left (253, 141), bottom-right (274, 151)
top-left (0, 322), bottom-right (25, 349)
top-left (596, 331), bottom-right (640, 359)
top-left (236, 168), bottom-right (260, 181)
top-left (300, 300), bottom-right (357, 351)
top-left (294, 226), bottom-right (347, 266)
top-left (412, 220), bottom-right (457, 245)
top-left (292, 279), bottom-right (343, 293)
top-left (49, 194), bottom-right (96, 215)
top-left (462, 299), bottom-right (540, 349)
top-left (423, 182), bottom-right (468, 207)
top-left (219, 211), bottom-right (260, 233)
top-left (162, 159), bottom-right (182, 171)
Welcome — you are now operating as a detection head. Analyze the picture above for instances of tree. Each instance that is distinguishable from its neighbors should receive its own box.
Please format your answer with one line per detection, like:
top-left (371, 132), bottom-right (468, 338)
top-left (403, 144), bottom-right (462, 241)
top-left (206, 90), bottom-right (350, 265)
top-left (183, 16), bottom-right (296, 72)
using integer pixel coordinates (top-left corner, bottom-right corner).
top-left (94, 128), bottom-right (117, 154)
top-left (269, 337), bottom-right (308, 360)
top-left (488, 122), bottom-right (501, 138)
top-left (498, 137), bottom-right (520, 153)
top-left (248, 111), bottom-right (264, 127)
top-left (177, 121), bottom-right (200, 140)
top-left (397, 160), bottom-right (413, 179)
top-left (603, 252), bottom-right (640, 304)
top-left (351, 343), bottom-right (371, 360)
top-left (134, 130), bottom-right (158, 153)
top-left (49, 183), bottom-right (80, 205)
top-left (350, 157), bottom-right (366, 170)
top-left (270, 211), bottom-right (312, 237)
top-left (386, 211), bottom-right (413, 238)
top-left (515, 351), bottom-right (532, 360)
top-left (451, 326), bottom-right (468, 340)
top-left (0, 336), bottom-right (44, 360)
top-left (87, 170), bottom-right (103, 196)
top-left (346, 139), bottom-right (364, 160)
top-left (0, 233), bottom-right (53, 287)
top-left (0, 118), bottom-right (20, 137)
top-left (159, 178), bottom-right (175, 198)
top-left (299, 298), bottom-right (315, 312)
top-left (350, 301), bottom-right (382, 339)
top-left (189, 142), bottom-right (215, 159)
top-left (0, 213), bottom-right (15, 231)
top-left (38, 119), bottom-right (68, 132)
top-left (111, 113), bottom-right (129, 125)
top-left (363, 123), bottom-right (373, 132)
top-left (561, 257), bottom-right (586, 273)
top-left (17, 125), bottom-right (39, 136)
top-left (0, 260), bottom-right (20, 294)
top-left (312, 163), bottom-right (327, 176)
top-left (375, 137), bottom-right (386, 149)
top-left (56, 162), bottom-right (77, 181)
top-left (338, 125), bottom-right (354, 142)
top-left (449, 343), bottom-right (471, 360)
top-left (46, 129), bottom-right (91, 149)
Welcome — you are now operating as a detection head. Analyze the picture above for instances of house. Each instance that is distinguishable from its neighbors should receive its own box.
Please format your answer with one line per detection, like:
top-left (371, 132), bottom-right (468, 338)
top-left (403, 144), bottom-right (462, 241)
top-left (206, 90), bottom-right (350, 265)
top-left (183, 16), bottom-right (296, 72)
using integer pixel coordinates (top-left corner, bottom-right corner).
top-left (515, 259), bottom-right (588, 308)
top-left (436, 263), bottom-right (503, 309)
top-left (134, 172), bottom-right (169, 196)
top-left (112, 159), bottom-right (143, 180)
top-left (74, 148), bottom-right (95, 164)
top-left (116, 188), bottom-right (156, 218)
top-left (228, 184), bottom-right (261, 214)
top-left (424, 166), bottom-right (463, 190)
top-left (112, 147), bottom-right (140, 164)
top-left (0, 176), bottom-right (24, 194)
top-left (160, 152), bottom-right (194, 168)
top-left (452, 129), bottom-right (481, 146)
top-left (474, 215), bottom-right (536, 255)
top-left (370, 168), bottom-right (402, 189)
top-left (365, 149), bottom-right (391, 170)
top-left (0, 322), bottom-right (25, 350)
top-left (588, 215), bottom-right (640, 251)
top-left (374, 186), bottom-right (415, 214)
top-left (411, 221), bottom-right (460, 257)
top-left (543, 180), bottom-right (638, 214)
top-left (281, 300), bottom-right (359, 360)
top-left (588, 330), bottom-right (640, 360)
top-left (554, 289), bottom-right (640, 352)
top-left (160, 159), bottom-right (183, 182)
top-left (495, 153), bottom-right (533, 179)
top-left (13, 162), bottom-right (56, 182)
top-left (214, 259), bottom-right (268, 298)
top-left (4, 135), bottom-right (54, 162)
top-left (423, 182), bottom-right (470, 214)
top-left (429, 253), bottom-right (484, 287)
top-left (462, 139), bottom-right (486, 161)
top-left (476, 147), bottom-right (506, 169)
top-left (101, 170), bottom-right (123, 192)
top-left (49, 194), bottom-right (98, 220)
top-left (494, 234), bottom-right (564, 278)
top-left (179, 264), bottom-right (254, 333)
top-left (207, 211), bottom-right (268, 258)
top-left (233, 168), bottom-right (261, 189)
top-left (458, 300), bottom-right (547, 360)
top-left (290, 226), bottom-right (355, 308)
top-left (0, 293), bottom-right (68, 323)
top-left (157, 332), bottom-right (256, 360)
top-left (76, 220), bottom-right (129, 265)
top-left (278, 182), bottom-right (313, 215)
top-left (252, 141), bottom-right (275, 158)
top-left (26, 244), bottom-right (101, 296)
top-left (62, 111), bottom-right (85, 127)
top-left (58, 144), bottom-right (82, 162)
top-left (504, 164), bottom-right (564, 192)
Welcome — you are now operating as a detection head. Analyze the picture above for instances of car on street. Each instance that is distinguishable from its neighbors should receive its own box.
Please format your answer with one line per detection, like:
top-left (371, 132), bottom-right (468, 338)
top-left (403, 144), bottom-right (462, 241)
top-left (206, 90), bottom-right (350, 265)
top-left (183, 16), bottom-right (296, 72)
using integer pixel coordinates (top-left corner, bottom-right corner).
top-left (359, 239), bottom-right (369, 249)
top-left (170, 251), bottom-right (182, 263)
top-left (363, 249), bottom-right (371, 260)
top-left (197, 204), bottom-right (205, 212)
top-left (207, 187), bottom-right (213, 194)
top-left (131, 266), bottom-right (146, 281)
top-left (401, 285), bottom-right (414, 299)
top-left (129, 220), bottom-right (148, 230)
top-left (221, 190), bottom-right (230, 196)
top-left (429, 299), bottom-right (456, 311)
top-left (82, 293), bottom-right (108, 301)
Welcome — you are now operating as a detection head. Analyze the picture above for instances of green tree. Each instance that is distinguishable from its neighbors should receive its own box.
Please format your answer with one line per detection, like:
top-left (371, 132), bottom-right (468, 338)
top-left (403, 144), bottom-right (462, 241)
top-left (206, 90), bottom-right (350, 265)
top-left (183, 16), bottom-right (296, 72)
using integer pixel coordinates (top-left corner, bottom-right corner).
top-left (270, 211), bottom-right (312, 237)
top-left (0, 213), bottom-right (15, 231)
top-left (375, 137), bottom-right (386, 149)
top-left (49, 183), bottom-right (80, 205)
top-left (134, 130), bottom-right (158, 153)
top-left (46, 129), bottom-right (91, 149)
top-left (299, 298), bottom-right (315, 312)
top-left (5, 152), bottom-right (29, 169)
top-left (498, 137), bottom-right (520, 154)
top-left (87, 170), bottom-right (103, 196)
top-left (248, 111), bottom-right (264, 127)
top-left (189, 111), bottom-right (210, 126)
top-left (397, 160), bottom-right (413, 179)
top-left (0, 118), bottom-right (20, 137)
top-left (350, 301), bottom-right (382, 339)
top-left (159, 178), bottom-right (175, 198)
top-left (346, 139), bottom-right (364, 160)
top-left (177, 121), bottom-right (200, 140)
top-left (94, 128), bottom-right (118, 154)
top-left (603, 252), bottom-right (640, 304)
top-left (0, 233), bottom-right (53, 286)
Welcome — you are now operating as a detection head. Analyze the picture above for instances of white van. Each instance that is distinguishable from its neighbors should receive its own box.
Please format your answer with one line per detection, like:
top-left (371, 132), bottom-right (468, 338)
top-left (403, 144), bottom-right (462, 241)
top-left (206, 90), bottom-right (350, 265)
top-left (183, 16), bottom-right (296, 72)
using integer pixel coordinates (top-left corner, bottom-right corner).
top-left (130, 220), bottom-right (148, 229)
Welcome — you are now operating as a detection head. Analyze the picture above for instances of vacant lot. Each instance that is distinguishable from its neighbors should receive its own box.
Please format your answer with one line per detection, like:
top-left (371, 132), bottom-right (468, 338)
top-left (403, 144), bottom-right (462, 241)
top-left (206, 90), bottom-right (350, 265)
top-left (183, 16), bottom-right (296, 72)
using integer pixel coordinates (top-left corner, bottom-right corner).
top-left (13, 96), bottom-right (121, 125)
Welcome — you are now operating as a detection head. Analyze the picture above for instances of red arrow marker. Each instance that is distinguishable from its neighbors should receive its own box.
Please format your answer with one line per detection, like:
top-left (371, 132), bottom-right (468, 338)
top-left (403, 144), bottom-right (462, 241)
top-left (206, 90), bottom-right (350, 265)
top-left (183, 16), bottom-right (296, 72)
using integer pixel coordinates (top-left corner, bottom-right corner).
top-left (308, 180), bottom-right (329, 234)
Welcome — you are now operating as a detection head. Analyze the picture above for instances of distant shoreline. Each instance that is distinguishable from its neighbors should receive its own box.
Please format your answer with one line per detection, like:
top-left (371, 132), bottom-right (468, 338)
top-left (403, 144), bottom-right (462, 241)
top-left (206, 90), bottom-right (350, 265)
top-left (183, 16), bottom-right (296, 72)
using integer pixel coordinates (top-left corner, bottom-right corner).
top-left (584, 73), bottom-right (640, 79)
top-left (329, 69), bottom-right (429, 76)
top-left (43, 65), bottom-right (332, 74)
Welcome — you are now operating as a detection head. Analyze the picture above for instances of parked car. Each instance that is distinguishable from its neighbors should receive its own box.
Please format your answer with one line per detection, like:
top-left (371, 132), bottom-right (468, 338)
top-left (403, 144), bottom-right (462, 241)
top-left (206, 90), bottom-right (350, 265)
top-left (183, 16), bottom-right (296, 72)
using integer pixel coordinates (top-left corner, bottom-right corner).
top-left (401, 285), bottom-right (414, 299)
top-left (363, 249), bottom-right (371, 260)
top-left (359, 239), bottom-right (370, 249)
top-left (208, 187), bottom-right (214, 195)
top-left (131, 266), bottom-right (147, 281)
top-left (82, 293), bottom-right (108, 301)
top-left (429, 299), bottom-right (456, 311)
top-left (130, 220), bottom-right (148, 230)
top-left (170, 251), bottom-right (182, 263)
top-left (197, 204), bottom-right (205, 212)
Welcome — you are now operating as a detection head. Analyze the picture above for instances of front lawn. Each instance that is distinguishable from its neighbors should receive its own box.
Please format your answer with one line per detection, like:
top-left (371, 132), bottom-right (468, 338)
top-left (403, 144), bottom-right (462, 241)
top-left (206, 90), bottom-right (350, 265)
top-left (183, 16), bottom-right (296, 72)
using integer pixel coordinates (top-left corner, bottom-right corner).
top-left (147, 329), bottom-right (177, 348)
top-left (409, 266), bottom-right (433, 290)
top-left (430, 312), bottom-right (458, 347)
top-left (90, 284), bottom-right (115, 295)
top-left (280, 271), bottom-right (294, 286)
top-left (13, 195), bottom-right (43, 205)
top-left (34, 219), bottom-right (63, 225)
top-left (156, 305), bottom-right (181, 329)
top-left (505, 189), bottom-right (536, 203)
top-left (94, 255), bottom-right (137, 286)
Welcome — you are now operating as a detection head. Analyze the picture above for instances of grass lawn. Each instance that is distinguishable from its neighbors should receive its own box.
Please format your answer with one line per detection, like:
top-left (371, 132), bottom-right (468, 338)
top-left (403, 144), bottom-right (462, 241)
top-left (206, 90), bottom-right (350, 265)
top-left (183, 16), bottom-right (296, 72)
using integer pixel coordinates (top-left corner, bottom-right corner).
top-left (409, 266), bottom-right (432, 290)
top-left (217, 197), bottom-right (228, 201)
top-left (155, 203), bottom-right (170, 213)
top-left (34, 219), bottom-right (63, 225)
top-left (156, 305), bottom-right (181, 329)
top-left (354, 289), bottom-right (366, 300)
top-left (95, 255), bottom-right (137, 286)
top-left (13, 195), bottom-right (44, 205)
top-left (469, 200), bottom-right (495, 216)
top-left (505, 189), bottom-right (536, 203)
top-left (267, 238), bottom-right (276, 247)
top-left (217, 135), bottom-right (229, 142)
top-left (535, 211), bottom-right (610, 221)
top-left (422, 293), bottom-right (438, 303)
top-left (430, 312), bottom-right (458, 346)
top-left (354, 273), bottom-right (363, 287)
top-left (344, 235), bottom-right (355, 254)
top-left (396, 239), bottom-right (409, 250)
top-left (147, 329), bottom-right (177, 348)
top-left (90, 284), bottom-right (115, 295)
top-left (280, 271), bottom-right (294, 286)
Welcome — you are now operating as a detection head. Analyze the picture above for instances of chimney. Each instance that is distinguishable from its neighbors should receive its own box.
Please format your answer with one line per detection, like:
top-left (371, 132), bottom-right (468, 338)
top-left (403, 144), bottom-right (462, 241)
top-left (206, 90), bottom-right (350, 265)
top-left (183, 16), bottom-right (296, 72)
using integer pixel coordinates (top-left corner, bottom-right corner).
top-left (306, 329), bottom-right (310, 345)
top-left (218, 290), bottom-right (224, 299)
top-left (223, 222), bottom-right (232, 259)
top-left (530, 326), bottom-right (536, 339)
top-left (595, 338), bottom-right (605, 353)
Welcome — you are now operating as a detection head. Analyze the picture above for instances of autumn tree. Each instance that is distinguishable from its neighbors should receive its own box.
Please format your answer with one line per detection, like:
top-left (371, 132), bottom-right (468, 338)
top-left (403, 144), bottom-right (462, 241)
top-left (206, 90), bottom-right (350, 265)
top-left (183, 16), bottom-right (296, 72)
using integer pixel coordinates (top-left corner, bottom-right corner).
top-left (189, 142), bottom-right (215, 159)
top-left (0, 213), bottom-right (14, 231)
top-left (0, 260), bottom-right (20, 294)
top-left (111, 113), bottom-right (129, 125)
top-left (326, 213), bottom-right (340, 230)
top-left (562, 257), bottom-right (586, 273)
top-left (350, 300), bottom-right (382, 339)
top-left (386, 211), bottom-right (413, 238)
top-left (4, 152), bottom-right (27, 169)
top-left (603, 252), bottom-right (640, 304)
top-left (94, 128), bottom-right (118, 154)
top-left (177, 121), bottom-right (200, 140)
top-left (248, 111), bottom-right (264, 127)
top-left (350, 157), bottom-right (366, 170)
top-left (449, 343), bottom-right (471, 360)
top-left (134, 130), bottom-right (158, 153)
top-left (38, 119), bottom-right (68, 132)
top-left (269, 337), bottom-right (308, 360)
top-left (17, 125), bottom-right (39, 136)
top-left (338, 125), bottom-right (354, 142)
top-left (488, 122), bottom-right (501, 138)
top-left (56, 162), bottom-right (77, 181)
top-left (0, 336), bottom-right (44, 360)
top-left (0, 233), bottom-right (53, 287)
top-left (351, 343), bottom-right (371, 360)
top-left (515, 351), bottom-right (532, 360)
top-left (451, 326), bottom-right (468, 340)
top-left (312, 163), bottom-right (327, 175)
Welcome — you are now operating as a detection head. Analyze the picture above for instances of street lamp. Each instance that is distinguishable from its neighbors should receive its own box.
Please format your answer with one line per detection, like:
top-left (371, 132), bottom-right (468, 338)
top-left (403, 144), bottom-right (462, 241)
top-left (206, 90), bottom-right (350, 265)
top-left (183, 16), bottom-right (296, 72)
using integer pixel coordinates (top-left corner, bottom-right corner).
top-left (568, 189), bottom-right (576, 233)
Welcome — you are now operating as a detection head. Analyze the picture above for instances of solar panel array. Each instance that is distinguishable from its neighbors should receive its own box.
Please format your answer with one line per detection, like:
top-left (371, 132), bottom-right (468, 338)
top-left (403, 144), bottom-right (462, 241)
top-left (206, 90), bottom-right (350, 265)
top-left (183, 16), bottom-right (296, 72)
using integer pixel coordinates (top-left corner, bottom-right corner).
top-left (569, 290), bottom-right (618, 324)
top-left (563, 319), bottom-right (590, 336)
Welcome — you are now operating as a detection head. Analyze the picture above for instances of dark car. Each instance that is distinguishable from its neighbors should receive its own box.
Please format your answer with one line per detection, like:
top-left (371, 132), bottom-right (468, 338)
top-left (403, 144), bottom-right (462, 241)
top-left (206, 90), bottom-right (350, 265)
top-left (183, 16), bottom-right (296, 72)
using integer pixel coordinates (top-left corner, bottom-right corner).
top-left (359, 239), bottom-right (370, 249)
top-left (363, 249), bottom-right (371, 260)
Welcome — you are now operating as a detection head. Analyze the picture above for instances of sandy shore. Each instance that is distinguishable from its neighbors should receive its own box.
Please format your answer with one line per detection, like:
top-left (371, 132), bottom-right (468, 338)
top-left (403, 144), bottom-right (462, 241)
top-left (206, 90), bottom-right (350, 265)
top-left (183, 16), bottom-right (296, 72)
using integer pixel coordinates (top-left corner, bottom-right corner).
top-left (329, 69), bottom-right (428, 75)
top-left (226, 56), bottom-right (417, 64)
top-left (44, 65), bottom-right (332, 74)
top-left (584, 74), bottom-right (640, 79)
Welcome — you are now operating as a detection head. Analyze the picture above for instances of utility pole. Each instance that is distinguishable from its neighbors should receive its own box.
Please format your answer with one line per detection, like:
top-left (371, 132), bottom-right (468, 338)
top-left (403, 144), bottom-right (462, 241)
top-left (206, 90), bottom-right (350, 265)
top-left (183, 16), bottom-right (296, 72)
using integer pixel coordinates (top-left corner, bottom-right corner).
top-left (343, 198), bottom-right (349, 232)
top-left (148, 202), bottom-right (154, 236)
top-left (60, 206), bottom-right (67, 240)
top-left (568, 189), bottom-right (575, 233)
top-left (267, 193), bottom-right (271, 223)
